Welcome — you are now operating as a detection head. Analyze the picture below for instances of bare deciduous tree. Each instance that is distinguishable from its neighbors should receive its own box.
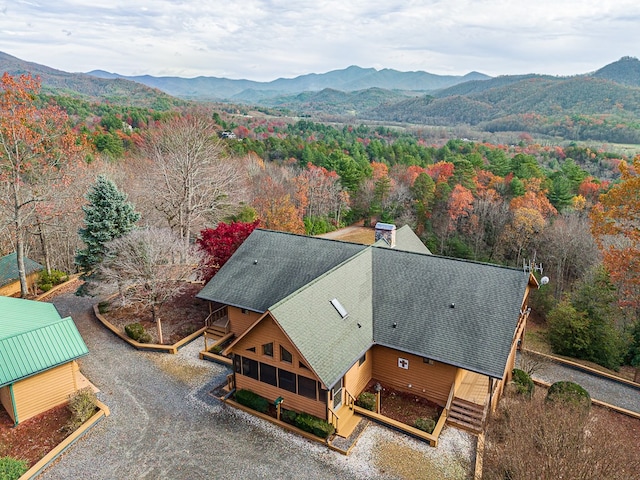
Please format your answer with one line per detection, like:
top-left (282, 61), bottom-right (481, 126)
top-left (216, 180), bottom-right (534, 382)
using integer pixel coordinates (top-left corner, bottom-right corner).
top-left (483, 393), bottom-right (640, 479)
top-left (97, 227), bottom-right (203, 344)
top-left (145, 113), bottom-right (244, 255)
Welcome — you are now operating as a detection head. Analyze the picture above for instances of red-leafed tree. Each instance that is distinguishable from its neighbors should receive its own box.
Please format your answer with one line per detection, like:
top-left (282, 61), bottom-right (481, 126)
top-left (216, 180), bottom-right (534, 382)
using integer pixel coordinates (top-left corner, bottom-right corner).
top-left (197, 220), bottom-right (260, 281)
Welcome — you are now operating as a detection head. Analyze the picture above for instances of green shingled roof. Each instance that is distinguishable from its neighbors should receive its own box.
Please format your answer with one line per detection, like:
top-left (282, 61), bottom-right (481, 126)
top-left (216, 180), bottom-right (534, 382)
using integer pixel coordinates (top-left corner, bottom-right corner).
top-left (200, 228), bottom-right (530, 385)
top-left (270, 249), bottom-right (374, 389)
top-left (196, 229), bottom-right (366, 312)
top-left (0, 253), bottom-right (43, 287)
top-left (0, 297), bottom-right (89, 387)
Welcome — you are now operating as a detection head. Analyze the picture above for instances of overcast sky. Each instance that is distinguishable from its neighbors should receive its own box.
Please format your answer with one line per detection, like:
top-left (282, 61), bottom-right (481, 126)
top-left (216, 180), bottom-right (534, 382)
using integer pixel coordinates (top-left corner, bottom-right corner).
top-left (1, 1), bottom-right (638, 82)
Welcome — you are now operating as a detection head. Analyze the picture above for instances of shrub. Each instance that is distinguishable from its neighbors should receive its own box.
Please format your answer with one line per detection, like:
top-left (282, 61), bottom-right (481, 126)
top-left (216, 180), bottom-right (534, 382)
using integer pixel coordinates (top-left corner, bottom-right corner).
top-left (97, 301), bottom-right (110, 314)
top-left (37, 269), bottom-right (68, 291)
top-left (124, 322), bottom-right (145, 341)
top-left (356, 392), bottom-right (376, 411)
top-left (138, 332), bottom-right (152, 344)
top-left (546, 381), bottom-right (591, 410)
top-left (512, 368), bottom-right (534, 398)
top-left (0, 457), bottom-right (28, 480)
top-left (414, 417), bottom-right (436, 433)
top-left (63, 387), bottom-right (98, 434)
top-left (282, 409), bottom-right (298, 424)
top-left (294, 412), bottom-right (335, 439)
top-left (234, 389), bottom-right (269, 413)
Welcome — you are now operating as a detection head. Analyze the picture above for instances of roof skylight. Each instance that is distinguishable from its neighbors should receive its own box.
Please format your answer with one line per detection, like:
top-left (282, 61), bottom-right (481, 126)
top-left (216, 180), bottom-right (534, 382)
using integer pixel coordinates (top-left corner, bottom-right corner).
top-left (330, 298), bottom-right (349, 319)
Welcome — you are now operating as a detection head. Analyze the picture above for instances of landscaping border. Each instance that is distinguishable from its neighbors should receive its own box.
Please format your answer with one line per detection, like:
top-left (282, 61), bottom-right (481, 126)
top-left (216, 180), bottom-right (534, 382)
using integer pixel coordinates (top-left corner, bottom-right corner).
top-left (222, 397), bottom-right (332, 447)
top-left (19, 399), bottom-right (111, 480)
top-left (93, 304), bottom-right (207, 354)
top-left (35, 274), bottom-right (82, 301)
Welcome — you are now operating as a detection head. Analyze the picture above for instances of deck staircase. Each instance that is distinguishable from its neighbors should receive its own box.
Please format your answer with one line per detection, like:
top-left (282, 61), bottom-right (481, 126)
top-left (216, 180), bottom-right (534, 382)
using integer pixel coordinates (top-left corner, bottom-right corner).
top-left (334, 403), bottom-right (362, 438)
top-left (446, 398), bottom-right (485, 433)
top-left (204, 317), bottom-right (229, 340)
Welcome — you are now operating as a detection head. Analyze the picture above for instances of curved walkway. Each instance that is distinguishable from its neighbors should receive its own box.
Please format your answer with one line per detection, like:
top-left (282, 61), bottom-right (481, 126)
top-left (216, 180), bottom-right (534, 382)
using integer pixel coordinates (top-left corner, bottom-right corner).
top-left (522, 351), bottom-right (640, 415)
top-left (40, 293), bottom-right (474, 479)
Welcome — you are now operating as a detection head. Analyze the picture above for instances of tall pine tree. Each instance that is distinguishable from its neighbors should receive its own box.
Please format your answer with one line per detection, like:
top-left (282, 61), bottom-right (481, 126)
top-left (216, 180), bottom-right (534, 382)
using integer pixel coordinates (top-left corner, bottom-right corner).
top-left (75, 175), bottom-right (140, 275)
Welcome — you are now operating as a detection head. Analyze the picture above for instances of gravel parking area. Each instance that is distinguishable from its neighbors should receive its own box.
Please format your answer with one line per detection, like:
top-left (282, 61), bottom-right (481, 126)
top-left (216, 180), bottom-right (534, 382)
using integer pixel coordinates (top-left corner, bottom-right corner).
top-left (42, 293), bottom-right (474, 480)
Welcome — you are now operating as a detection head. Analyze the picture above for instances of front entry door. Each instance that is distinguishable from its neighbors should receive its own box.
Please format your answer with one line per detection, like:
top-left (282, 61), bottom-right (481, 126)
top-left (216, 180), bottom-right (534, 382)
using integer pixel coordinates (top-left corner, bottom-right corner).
top-left (332, 378), bottom-right (343, 410)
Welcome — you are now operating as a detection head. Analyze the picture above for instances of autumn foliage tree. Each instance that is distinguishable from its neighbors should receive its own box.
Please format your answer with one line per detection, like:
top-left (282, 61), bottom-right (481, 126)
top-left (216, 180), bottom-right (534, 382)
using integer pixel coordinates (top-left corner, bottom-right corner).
top-left (0, 73), bottom-right (83, 296)
top-left (197, 220), bottom-right (260, 282)
top-left (591, 156), bottom-right (640, 313)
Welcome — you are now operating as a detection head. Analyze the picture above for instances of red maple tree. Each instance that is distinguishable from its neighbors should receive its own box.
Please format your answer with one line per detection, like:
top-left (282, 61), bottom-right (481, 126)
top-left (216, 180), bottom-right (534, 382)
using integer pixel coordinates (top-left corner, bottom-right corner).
top-left (197, 220), bottom-right (260, 282)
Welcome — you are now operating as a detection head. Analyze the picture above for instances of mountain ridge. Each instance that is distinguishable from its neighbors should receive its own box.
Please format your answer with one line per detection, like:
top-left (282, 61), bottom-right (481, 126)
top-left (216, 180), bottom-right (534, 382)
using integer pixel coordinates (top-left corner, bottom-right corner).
top-left (86, 64), bottom-right (492, 101)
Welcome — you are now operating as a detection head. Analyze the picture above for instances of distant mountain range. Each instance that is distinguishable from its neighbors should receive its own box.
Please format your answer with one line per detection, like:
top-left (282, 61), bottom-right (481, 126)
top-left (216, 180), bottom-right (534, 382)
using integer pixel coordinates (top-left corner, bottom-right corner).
top-left (86, 65), bottom-right (491, 101)
top-left (2, 51), bottom-right (640, 143)
top-left (0, 51), bottom-right (185, 109)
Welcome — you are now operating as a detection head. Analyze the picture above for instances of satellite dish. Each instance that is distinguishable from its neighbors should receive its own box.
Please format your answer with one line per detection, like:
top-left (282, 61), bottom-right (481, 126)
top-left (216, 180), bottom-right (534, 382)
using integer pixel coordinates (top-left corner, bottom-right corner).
top-left (540, 276), bottom-right (549, 286)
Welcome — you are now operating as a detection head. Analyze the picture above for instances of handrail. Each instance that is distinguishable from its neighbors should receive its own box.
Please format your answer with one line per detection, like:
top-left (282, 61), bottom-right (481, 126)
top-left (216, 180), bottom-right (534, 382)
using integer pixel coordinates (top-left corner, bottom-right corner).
top-left (445, 382), bottom-right (456, 412)
top-left (204, 305), bottom-right (228, 326)
top-left (345, 389), bottom-right (357, 409)
top-left (327, 407), bottom-right (340, 432)
top-left (481, 392), bottom-right (491, 425)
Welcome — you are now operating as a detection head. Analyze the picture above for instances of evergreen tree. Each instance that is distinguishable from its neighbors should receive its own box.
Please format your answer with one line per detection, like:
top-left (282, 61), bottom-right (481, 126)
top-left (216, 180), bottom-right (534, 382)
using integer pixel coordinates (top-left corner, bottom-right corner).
top-left (75, 175), bottom-right (140, 275)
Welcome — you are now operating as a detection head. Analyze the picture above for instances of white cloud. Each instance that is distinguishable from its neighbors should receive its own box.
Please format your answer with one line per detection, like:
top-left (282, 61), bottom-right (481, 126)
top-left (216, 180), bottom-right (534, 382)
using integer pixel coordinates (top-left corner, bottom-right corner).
top-left (0, 0), bottom-right (638, 80)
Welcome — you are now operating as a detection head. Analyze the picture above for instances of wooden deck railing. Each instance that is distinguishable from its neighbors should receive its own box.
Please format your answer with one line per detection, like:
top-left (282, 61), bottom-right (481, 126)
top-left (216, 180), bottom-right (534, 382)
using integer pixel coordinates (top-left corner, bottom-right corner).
top-left (327, 407), bottom-right (340, 432)
top-left (445, 382), bottom-right (456, 414)
top-left (204, 305), bottom-right (228, 327)
top-left (345, 389), bottom-right (357, 409)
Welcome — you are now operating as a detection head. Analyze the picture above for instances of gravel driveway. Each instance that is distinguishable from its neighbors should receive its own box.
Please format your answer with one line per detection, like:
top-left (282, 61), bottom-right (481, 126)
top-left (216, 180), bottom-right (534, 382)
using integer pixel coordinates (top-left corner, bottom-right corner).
top-left (41, 293), bottom-right (474, 480)
top-left (526, 353), bottom-right (640, 414)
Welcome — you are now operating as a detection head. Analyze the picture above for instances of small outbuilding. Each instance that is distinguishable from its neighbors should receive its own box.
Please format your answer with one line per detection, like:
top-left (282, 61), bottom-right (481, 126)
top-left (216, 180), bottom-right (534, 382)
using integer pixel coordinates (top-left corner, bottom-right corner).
top-left (0, 296), bottom-right (89, 425)
top-left (0, 252), bottom-right (43, 297)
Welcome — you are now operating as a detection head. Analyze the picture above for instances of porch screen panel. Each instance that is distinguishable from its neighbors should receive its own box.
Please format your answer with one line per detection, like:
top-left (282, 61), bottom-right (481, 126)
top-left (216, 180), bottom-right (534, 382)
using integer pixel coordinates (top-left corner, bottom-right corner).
top-left (278, 369), bottom-right (296, 393)
top-left (242, 357), bottom-right (258, 380)
top-left (260, 363), bottom-right (277, 386)
top-left (297, 375), bottom-right (317, 400)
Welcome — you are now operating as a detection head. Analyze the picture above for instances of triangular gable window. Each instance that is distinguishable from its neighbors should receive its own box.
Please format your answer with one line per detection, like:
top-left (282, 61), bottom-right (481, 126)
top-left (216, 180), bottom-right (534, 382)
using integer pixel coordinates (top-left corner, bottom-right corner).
top-left (246, 347), bottom-right (256, 352)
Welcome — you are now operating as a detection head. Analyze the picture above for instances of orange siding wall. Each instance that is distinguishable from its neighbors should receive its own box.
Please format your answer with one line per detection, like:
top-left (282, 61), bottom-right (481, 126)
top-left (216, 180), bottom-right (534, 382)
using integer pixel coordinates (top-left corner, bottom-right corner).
top-left (371, 346), bottom-right (457, 406)
top-left (344, 351), bottom-right (372, 398)
top-left (232, 314), bottom-right (326, 419)
top-left (228, 307), bottom-right (262, 337)
top-left (0, 386), bottom-right (14, 422)
top-left (13, 362), bottom-right (77, 424)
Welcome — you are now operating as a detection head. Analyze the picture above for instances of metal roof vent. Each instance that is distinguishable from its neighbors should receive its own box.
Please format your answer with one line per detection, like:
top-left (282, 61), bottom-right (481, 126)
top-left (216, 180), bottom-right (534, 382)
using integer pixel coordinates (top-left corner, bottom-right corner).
top-left (330, 298), bottom-right (348, 319)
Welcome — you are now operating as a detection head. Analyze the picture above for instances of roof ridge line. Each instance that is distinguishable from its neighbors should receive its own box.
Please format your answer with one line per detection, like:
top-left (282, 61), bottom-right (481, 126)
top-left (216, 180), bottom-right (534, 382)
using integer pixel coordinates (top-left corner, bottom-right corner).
top-left (269, 246), bottom-right (372, 311)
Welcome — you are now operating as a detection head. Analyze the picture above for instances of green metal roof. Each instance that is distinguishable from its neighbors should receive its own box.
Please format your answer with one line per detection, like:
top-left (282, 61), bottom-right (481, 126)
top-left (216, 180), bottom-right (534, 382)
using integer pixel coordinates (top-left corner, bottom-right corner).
top-left (0, 297), bottom-right (89, 387)
top-left (0, 253), bottom-right (43, 287)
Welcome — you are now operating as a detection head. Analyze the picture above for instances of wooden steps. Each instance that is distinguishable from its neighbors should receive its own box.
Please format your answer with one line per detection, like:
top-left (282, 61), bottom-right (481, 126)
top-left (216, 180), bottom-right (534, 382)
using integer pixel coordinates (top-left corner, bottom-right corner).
top-left (447, 398), bottom-right (485, 433)
top-left (334, 404), bottom-right (362, 438)
top-left (204, 316), bottom-right (229, 339)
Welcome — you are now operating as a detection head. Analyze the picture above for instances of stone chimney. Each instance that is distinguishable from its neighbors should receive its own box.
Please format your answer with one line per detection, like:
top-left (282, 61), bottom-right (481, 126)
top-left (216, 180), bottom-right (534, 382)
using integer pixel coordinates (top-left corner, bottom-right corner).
top-left (374, 222), bottom-right (396, 248)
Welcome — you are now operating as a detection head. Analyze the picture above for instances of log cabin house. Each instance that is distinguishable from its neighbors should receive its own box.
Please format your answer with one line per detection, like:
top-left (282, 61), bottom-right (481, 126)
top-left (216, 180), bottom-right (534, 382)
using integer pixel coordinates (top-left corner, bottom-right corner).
top-left (0, 253), bottom-right (43, 297)
top-left (0, 296), bottom-right (89, 425)
top-left (197, 225), bottom-right (536, 438)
